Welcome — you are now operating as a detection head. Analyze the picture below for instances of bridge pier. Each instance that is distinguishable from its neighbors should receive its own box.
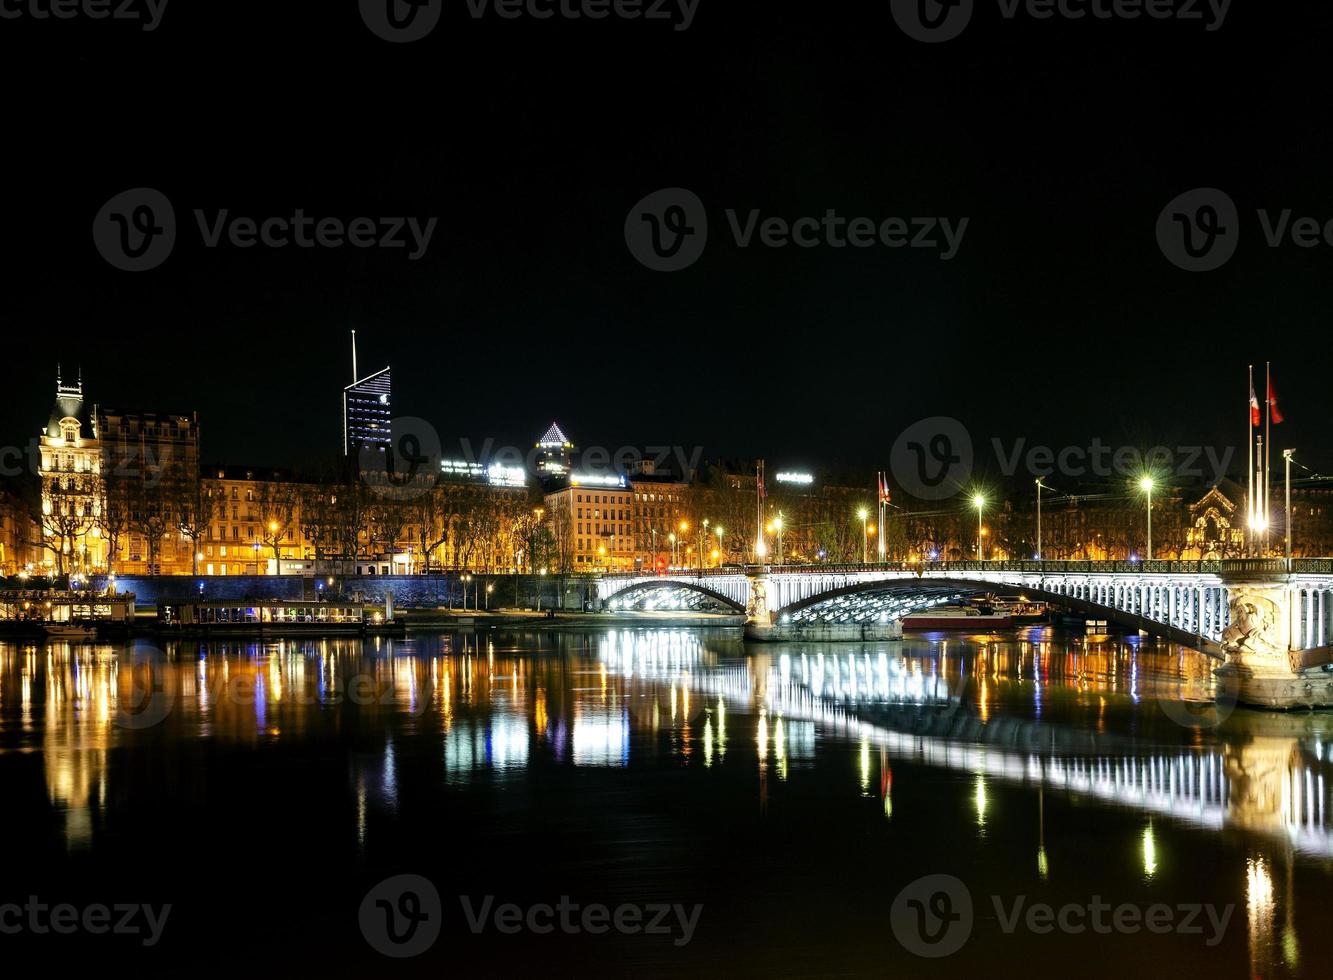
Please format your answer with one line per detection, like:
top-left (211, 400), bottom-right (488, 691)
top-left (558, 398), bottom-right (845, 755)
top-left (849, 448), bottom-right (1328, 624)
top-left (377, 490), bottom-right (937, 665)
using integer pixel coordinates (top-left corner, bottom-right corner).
top-left (1217, 579), bottom-right (1333, 710)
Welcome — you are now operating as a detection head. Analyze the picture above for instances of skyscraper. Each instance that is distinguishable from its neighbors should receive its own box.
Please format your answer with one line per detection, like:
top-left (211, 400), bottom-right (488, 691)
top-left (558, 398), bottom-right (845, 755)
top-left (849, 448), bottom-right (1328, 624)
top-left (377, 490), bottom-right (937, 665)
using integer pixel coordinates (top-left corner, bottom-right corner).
top-left (343, 330), bottom-right (391, 456)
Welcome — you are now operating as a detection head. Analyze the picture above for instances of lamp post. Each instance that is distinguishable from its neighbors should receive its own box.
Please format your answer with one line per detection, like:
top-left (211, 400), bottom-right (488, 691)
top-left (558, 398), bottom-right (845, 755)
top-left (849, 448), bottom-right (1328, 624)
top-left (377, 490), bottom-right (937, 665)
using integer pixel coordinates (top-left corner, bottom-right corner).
top-left (1139, 477), bottom-right (1154, 561)
top-left (1283, 449), bottom-right (1295, 562)
top-left (700, 519), bottom-right (709, 575)
top-left (714, 525), bottom-right (724, 567)
top-left (1035, 479), bottom-right (1045, 561)
top-left (773, 514), bottom-right (784, 566)
top-left (973, 494), bottom-right (986, 561)
top-left (651, 527), bottom-right (658, 571)
top-left (858, 508), bottom-right (869, 565)
top-left (668, 532), bottom-right (677, 568)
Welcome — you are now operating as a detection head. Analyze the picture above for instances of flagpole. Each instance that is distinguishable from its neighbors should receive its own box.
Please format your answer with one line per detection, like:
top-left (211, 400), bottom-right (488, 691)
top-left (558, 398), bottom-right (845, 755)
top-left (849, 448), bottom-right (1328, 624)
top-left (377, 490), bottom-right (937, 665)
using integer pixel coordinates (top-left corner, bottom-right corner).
top-left (1248, 364), bottom-right (1255, 554)
top-left (1265, 361), bottom-right (1272, 551)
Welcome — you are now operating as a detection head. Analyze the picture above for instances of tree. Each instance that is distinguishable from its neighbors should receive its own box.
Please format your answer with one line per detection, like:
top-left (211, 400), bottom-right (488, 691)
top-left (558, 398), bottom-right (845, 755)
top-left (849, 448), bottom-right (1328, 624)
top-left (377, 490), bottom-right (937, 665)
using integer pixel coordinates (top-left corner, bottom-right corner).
top-left (177, 476), bottom-right (221, 575)
top-left (257, 481), bottom-right (299, 573)
top-left (411, 487), bottom-right (451, 573)
top-left (93, 474), bottom-right (131, 575)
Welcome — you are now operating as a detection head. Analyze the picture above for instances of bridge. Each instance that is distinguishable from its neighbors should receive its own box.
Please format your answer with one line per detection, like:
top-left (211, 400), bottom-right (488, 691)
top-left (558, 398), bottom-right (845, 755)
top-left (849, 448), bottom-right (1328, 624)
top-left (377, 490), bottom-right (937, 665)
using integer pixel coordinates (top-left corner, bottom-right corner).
top-left (597, 559), bottom-right (1333, 708)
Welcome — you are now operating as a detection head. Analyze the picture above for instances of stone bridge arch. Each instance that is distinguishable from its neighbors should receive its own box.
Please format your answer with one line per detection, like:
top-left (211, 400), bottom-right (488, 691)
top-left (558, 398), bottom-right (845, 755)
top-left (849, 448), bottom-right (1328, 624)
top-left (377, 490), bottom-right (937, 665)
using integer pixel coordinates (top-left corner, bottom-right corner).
top-left (602, 578), bottom-right (747, 614)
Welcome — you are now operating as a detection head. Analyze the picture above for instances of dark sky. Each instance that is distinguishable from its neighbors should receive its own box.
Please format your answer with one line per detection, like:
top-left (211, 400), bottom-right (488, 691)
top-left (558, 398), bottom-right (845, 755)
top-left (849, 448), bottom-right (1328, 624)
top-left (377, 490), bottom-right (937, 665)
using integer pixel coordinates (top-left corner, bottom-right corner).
top-left (5, 0), bottom-right (1332, 489)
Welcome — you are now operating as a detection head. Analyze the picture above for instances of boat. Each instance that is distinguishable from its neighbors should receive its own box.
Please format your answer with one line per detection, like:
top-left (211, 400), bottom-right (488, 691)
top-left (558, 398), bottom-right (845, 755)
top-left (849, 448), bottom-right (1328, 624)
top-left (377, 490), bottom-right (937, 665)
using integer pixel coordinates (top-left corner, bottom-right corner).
top-left (901, 605), bottom-right (1014, 630)
top-left (42, 622), bottom-right (99, 640)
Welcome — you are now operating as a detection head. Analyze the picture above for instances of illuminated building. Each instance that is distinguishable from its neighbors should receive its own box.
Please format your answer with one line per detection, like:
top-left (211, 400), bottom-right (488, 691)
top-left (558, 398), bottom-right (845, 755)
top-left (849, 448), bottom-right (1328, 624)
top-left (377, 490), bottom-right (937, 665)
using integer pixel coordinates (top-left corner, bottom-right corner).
top-left (95, 406), bottom-right (200, 575)
top-left (38, 368), bottom-right (105, 574)
top-left (344, 366), bottom-right (392, 456)
top-left (200, 466), bottom-right (306, 576)
top-left (0, 488), bottom-right (40, 576)
top-left (535, 422), bottom-right (574, 477)
top-left (545, 473), bottom-right (635, 572)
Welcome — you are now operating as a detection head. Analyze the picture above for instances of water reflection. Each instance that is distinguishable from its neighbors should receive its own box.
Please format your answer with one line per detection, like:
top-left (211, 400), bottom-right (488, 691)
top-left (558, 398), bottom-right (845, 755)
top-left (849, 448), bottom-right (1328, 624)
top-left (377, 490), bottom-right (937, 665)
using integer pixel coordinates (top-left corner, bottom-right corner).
top-left (3, 626), bottom-right (1333, 969)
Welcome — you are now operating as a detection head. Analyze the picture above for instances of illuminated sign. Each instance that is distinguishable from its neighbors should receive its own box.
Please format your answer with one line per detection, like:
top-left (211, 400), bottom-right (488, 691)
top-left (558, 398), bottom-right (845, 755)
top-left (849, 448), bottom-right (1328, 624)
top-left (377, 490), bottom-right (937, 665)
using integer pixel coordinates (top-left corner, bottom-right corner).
top-left (440, 459), bottom-right (528, 488)
top-left (571, 474), bottom-right (627, 488)
top-left (775, 472), bottom-right (814, 485)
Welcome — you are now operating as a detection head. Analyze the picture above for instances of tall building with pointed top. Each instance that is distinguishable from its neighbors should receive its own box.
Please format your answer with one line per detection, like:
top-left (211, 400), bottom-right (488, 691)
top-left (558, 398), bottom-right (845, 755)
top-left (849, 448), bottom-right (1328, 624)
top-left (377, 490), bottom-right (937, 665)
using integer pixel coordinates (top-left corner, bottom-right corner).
top-left (38, 365), bottom-right (104, 573)
top-left (343, 332), bottom-right (391, 456)
top-left (536, 421), bottom-right (573, 477)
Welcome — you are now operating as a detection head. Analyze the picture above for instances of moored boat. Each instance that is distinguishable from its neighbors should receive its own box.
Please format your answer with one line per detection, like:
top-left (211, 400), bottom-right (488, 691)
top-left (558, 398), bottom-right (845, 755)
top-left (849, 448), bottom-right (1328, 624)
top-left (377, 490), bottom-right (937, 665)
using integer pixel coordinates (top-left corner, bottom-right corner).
top-left (901, 605), bottom-right (1014, 630)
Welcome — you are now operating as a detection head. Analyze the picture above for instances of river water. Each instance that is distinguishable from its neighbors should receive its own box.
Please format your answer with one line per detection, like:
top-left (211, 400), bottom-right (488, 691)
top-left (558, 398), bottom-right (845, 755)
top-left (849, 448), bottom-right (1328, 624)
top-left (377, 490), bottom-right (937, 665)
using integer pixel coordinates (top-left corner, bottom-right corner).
top-left (0, 627), bottom-right (1329, 977)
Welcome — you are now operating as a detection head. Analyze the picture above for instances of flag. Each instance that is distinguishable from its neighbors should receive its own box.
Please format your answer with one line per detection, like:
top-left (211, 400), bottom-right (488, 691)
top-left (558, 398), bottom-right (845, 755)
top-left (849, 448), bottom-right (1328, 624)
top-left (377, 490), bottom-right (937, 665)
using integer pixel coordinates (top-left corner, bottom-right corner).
top-left (878, 472), bottom-right (892, 505)
top-left (1250, 383), bottom-right (1261, 428)
top-left (1268, 375), bottom-right (1285, 424)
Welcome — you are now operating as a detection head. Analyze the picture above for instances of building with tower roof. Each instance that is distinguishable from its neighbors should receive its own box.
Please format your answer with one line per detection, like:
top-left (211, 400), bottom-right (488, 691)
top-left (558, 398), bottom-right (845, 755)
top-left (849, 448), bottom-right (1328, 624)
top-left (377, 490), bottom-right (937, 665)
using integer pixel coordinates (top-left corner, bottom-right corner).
top-left (536, 422), bottom-right (573, 477)
top-left (38, 366), bottom-right (105, 574)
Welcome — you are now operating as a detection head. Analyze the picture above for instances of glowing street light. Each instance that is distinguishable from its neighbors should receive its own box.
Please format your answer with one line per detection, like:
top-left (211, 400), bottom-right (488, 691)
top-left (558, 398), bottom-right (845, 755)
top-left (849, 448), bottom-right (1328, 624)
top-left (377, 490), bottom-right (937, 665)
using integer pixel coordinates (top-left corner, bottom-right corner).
top-left (1138, 476), bottom-right (1155, 560)
top-left (972, 494), bottom-right (986, 560)
top-left (858, 507), bottom-right (870, 564)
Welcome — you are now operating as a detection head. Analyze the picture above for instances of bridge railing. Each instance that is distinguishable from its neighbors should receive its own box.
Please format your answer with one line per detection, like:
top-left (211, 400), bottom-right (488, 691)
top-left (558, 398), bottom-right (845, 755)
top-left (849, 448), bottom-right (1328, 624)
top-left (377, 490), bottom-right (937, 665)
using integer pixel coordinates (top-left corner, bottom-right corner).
top-left (598, 558), bottom-right (1333, 580)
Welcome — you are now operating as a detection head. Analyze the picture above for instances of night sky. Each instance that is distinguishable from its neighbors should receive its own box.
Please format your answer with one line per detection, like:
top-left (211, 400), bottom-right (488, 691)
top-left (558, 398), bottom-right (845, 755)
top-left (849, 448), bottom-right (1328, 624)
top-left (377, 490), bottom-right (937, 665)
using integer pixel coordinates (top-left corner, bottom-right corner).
top-left (5, 1), bottom-right (1332, 487)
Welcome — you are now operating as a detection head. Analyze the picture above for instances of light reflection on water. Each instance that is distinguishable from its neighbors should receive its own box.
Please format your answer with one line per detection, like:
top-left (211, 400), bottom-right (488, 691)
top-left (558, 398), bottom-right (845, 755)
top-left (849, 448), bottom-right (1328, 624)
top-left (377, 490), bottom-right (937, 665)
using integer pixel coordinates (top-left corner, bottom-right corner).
top-left (1, 627), bottom-right (1330, 974)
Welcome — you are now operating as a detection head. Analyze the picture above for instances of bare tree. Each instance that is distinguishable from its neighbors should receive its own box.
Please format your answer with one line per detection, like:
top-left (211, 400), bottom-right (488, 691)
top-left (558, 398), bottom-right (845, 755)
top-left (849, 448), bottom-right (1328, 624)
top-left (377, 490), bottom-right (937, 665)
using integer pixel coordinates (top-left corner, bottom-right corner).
top-left (177, 475), bottom-right (221, 575)
top-left (257, 481), bottom-right (300, 573)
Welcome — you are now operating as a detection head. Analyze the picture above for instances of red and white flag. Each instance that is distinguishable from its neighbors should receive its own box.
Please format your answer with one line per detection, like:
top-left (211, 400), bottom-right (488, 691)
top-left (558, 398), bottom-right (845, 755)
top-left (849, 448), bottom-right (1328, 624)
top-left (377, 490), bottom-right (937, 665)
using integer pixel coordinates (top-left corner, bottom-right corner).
top-left (1250, 383), bottom-right (1261, 428)
top-left (878, 472), bottom-right (892, 505)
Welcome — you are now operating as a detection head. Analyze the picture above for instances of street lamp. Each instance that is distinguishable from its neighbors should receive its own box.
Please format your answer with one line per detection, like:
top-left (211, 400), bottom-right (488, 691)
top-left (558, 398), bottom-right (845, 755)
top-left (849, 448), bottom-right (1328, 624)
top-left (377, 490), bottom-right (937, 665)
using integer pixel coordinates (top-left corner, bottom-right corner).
top-left (1035, 479), bottom-right (1046, 561)
top-left (1138, 476), bottom-right (1154, 560)
top-left (858, 507), bottom-right (869, 565)
top-left (973, 494), bottom-right (986, 560)
top-left (1283, 450), bottom-right (1295, 561)
top-left (773, 514), bottom-right (784, 566)
top-left (714, 525), bottom-right (724, 567)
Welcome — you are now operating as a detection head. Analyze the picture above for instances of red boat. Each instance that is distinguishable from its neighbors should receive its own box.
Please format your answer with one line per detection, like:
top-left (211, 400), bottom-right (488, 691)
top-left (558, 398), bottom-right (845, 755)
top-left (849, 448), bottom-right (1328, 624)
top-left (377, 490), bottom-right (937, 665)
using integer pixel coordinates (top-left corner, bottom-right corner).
top-left (901, 605), bottom-right (1014, 630)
